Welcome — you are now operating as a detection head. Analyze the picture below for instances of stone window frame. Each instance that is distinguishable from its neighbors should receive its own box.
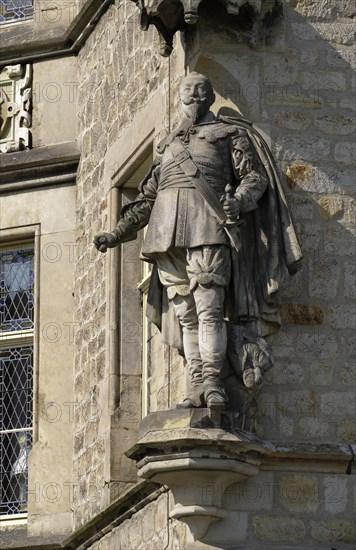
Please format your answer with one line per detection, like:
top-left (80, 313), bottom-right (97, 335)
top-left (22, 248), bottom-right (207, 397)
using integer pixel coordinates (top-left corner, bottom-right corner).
top-left (0, 224), bottom-right (40, 526)
top-left (137, 244), bottom-right (152, 419)
top-left (102, 89), bottom-right (167, 492)
top-left (108, 141), bottom-right (154, 418)
top-left (103, 140), bottom-right (156, 497)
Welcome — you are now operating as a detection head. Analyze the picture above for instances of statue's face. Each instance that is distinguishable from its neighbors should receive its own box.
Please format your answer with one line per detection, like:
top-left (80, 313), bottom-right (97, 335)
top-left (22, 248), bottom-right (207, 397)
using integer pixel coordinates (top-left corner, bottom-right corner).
top-left (179, 74), bottom-right (214, 122)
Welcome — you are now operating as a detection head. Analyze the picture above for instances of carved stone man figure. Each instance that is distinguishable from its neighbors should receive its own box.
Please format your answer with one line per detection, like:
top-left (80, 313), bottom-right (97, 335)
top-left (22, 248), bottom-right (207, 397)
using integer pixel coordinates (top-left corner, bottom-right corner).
top-left (94, 72), bottom-right (302, 410)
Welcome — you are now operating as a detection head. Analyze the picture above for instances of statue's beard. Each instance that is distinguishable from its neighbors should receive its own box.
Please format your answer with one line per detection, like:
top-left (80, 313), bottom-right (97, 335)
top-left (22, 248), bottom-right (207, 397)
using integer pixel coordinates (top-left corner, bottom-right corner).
top-left (183, 99), bottom-right (208, 123)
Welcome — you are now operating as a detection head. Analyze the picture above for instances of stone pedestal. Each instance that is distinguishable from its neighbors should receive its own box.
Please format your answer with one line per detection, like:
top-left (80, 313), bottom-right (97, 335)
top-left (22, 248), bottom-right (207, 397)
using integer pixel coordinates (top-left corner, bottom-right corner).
top-left (126, 409), bottom-right (274, 544)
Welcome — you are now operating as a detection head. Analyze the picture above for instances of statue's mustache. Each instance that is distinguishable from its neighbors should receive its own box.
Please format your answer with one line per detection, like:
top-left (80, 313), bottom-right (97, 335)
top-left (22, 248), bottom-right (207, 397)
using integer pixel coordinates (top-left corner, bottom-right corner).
top-left (183, 97), bottom-right (208, 106)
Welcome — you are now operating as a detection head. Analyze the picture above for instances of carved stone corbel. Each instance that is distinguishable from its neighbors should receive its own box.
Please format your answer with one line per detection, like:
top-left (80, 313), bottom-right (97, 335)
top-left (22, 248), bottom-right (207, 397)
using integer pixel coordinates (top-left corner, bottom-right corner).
top-left (126, 409), bottom-right (275, 544)
top-left (0, 64), bottom-right (32, 153)
top-left (131, 0), bottom-right (282, 56)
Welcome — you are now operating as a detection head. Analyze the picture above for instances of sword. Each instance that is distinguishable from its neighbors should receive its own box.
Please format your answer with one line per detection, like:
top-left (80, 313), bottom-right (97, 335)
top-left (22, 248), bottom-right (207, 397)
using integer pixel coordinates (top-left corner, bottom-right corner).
top-left (223, 184), bottom-right (243, 253)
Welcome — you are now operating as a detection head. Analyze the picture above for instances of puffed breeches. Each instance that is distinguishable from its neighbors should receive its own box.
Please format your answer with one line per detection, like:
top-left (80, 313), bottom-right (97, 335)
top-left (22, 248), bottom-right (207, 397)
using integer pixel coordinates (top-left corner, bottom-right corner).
top-left (155, 245), bottom-right (231, 387)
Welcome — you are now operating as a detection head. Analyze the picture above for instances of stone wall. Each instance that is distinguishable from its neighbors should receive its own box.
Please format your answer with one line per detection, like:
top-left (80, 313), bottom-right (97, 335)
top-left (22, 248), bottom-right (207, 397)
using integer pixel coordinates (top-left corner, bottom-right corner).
top-left (86, 493), bottom-right (187, 550)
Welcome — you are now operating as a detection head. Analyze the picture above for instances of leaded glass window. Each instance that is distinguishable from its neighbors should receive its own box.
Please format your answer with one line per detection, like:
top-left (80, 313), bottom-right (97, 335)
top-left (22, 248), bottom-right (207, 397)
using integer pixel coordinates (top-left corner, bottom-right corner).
top-left (0, 0), bottom-right (34, 24)
top-left (0, 244), bottom-right (34, 517)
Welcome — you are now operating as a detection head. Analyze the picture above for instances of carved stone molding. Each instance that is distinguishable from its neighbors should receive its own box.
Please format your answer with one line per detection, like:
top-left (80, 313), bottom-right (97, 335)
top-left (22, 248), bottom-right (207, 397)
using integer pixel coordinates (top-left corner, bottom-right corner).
top-left (0, 64), bottom-right (32, 154)
top-left (132, 0), bottom-right (282, 56)
top-left (126, 409), bottom-right (275, 543)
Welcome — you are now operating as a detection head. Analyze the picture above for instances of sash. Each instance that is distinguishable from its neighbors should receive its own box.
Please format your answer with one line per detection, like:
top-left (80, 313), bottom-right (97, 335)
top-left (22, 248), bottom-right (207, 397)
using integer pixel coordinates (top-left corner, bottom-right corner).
top-left (169, 137), bottom-right (241, 251)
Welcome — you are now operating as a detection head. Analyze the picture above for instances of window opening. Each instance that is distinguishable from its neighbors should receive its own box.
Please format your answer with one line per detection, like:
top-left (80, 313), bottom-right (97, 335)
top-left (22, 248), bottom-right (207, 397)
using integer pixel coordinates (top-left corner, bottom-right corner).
top-left (0, 242), bottom-right (34, 517)
top-left (0, 0), bottom-right (34, 24)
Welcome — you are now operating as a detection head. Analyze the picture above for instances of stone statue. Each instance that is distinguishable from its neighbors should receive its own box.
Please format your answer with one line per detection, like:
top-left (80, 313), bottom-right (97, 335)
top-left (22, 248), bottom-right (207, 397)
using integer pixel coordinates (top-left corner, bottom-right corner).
top-left (94, 72), bottom-right (302, 417)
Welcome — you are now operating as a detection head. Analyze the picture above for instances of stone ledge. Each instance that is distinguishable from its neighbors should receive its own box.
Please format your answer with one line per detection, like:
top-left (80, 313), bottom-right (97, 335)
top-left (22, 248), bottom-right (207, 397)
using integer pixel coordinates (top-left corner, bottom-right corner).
top-left (0, 526), bottom-right (64, 550)
top-left (0, 481), bottom-right (164, 549)
top-left (0, 142), bottom-right (80, 193)
top-left (131, 410), bottom-right (356, 474)
top-left (0, 0), bottom-right (114, 66)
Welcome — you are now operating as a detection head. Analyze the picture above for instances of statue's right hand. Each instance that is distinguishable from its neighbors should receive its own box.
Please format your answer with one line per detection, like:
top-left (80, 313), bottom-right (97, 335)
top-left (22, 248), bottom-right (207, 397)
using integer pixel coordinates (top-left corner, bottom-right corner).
top-left (93, 232), bottom-right (118, 253)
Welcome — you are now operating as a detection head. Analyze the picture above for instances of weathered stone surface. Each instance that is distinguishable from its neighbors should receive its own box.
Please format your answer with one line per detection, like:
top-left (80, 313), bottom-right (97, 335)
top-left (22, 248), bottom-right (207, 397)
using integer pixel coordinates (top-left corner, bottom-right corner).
top-left (298, 417), bottom-right (330, 438)
top-left (281, 302), bottom-right (324, 325)
top-left (310, 519), bottom-right (356, 543)
top-left (277, 390), bottom-right (316, 415)
top-left (301, 70), bottom-right (347, 91)
top-left (223, 472), bottom-right (274, 512)
top-left (264, 55), bottom-right (299, 85)
top-left (287, 162), bottom-right (354, 195)
top-left (326, 48), bottom-right (356, 70)
top-left (308, 257), bottom-right (341, 300)
top-left (274, 110), bottom-right (311, 131)
top-left (253, 515), bottom-right (306, 541)
top-left (343, 261), bottom-right (355, 298)
top-left (340, 97), bottom-right (356, 111)
top-left (309, 363), bottom-right (333, 386)
top-left (276, 136), bottom-right (330, 161)
top-left (339, 363), bottom-right (356, 386)
top-left (279, 475), bottom-right (318, 513)
top-left (286, 163), bottom-right (310, 189)
top-left (328, 303), bottom-right (356, 330)
top-left (265, 86), bottom-right (324, 108)
top-left (324, 225), bottom-right (355, 256)
top-left (335, 141), bottom-right (356, 164)
top-left (323, 475), bottom-right (349, 514)
top-left (337, 419), bottom-right (356, 442)
top-left (291, 21), bottom-right (355, 45)
top-left (272, 362), bottom-right (304, 385)
top-left (314, 114), bottom-right (356, 135)
top-left (295, 0), bottom-right (356, 19)
top-left (296, 222), bottom-right (321, 251)
top-left (205, 510), bottom-right (248, 545)
top-left (296, 333), bottom-right (339, 360)
top-left (317, 195), bottom-right (343, 220)
top-left (320, 392), bottom-right (356, 419)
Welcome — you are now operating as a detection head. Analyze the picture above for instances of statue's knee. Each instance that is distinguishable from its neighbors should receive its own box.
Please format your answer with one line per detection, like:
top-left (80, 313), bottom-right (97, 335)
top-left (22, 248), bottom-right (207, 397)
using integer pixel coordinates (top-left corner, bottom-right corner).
top-left (171, 292), bottom-right (198, 328)
top-left (194, 284), bottom-right (225, 322)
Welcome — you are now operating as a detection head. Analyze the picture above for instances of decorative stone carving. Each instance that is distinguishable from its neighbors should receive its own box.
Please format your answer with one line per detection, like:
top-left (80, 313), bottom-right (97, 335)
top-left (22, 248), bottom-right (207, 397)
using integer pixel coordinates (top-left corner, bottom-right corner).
top-left (131, 0), bottom-right (282, 56)
top-left (0, 64), bottom-right (32, 154)
top-left (126, 409), bottom-right (275, 544)
top-left (94, 72), bottom-right (302, 417)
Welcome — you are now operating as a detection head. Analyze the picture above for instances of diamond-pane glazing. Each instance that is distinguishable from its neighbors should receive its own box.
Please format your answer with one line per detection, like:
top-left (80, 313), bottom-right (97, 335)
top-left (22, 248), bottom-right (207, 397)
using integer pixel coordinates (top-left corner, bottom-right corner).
top-left (0, 346), bottom-right (33, 514)
top-left (0, 346), bottom-right (33, 431)
top-left (0, 0), bottom-right (33, 24)
top-left (0, 431), bottom-right (31, 514)
top-left (1, 245), bottom-right (34, 516)
top-left (0, 248), bottom-right (34, 332)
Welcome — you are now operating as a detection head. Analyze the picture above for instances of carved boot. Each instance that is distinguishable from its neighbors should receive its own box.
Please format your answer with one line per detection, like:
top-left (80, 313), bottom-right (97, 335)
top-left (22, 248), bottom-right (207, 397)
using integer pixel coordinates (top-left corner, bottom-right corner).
top-left (199, 320), bottom-right (228, 408)
top-left (203, 376), bottom-right (228, 408)
top-left (176, 327), bottom-right (204, 409)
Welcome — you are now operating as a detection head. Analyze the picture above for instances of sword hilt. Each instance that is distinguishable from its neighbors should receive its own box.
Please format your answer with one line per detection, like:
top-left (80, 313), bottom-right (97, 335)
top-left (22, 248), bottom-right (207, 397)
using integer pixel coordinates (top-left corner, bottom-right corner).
top-left (224, 184), bottom-right (239, 225)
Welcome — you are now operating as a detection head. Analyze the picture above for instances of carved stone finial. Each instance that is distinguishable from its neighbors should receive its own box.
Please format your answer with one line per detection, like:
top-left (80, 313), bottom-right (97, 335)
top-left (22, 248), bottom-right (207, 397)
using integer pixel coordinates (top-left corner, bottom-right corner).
top-left (132, 0), bottom-right (281, 56)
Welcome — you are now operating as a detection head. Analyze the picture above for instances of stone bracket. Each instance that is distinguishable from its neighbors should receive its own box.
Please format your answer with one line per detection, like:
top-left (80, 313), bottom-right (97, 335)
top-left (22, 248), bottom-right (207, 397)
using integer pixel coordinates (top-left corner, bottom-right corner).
top-left (131, 0), bottom-right (282, 56)
top-left (126, 409), bottom-right (275, 542)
